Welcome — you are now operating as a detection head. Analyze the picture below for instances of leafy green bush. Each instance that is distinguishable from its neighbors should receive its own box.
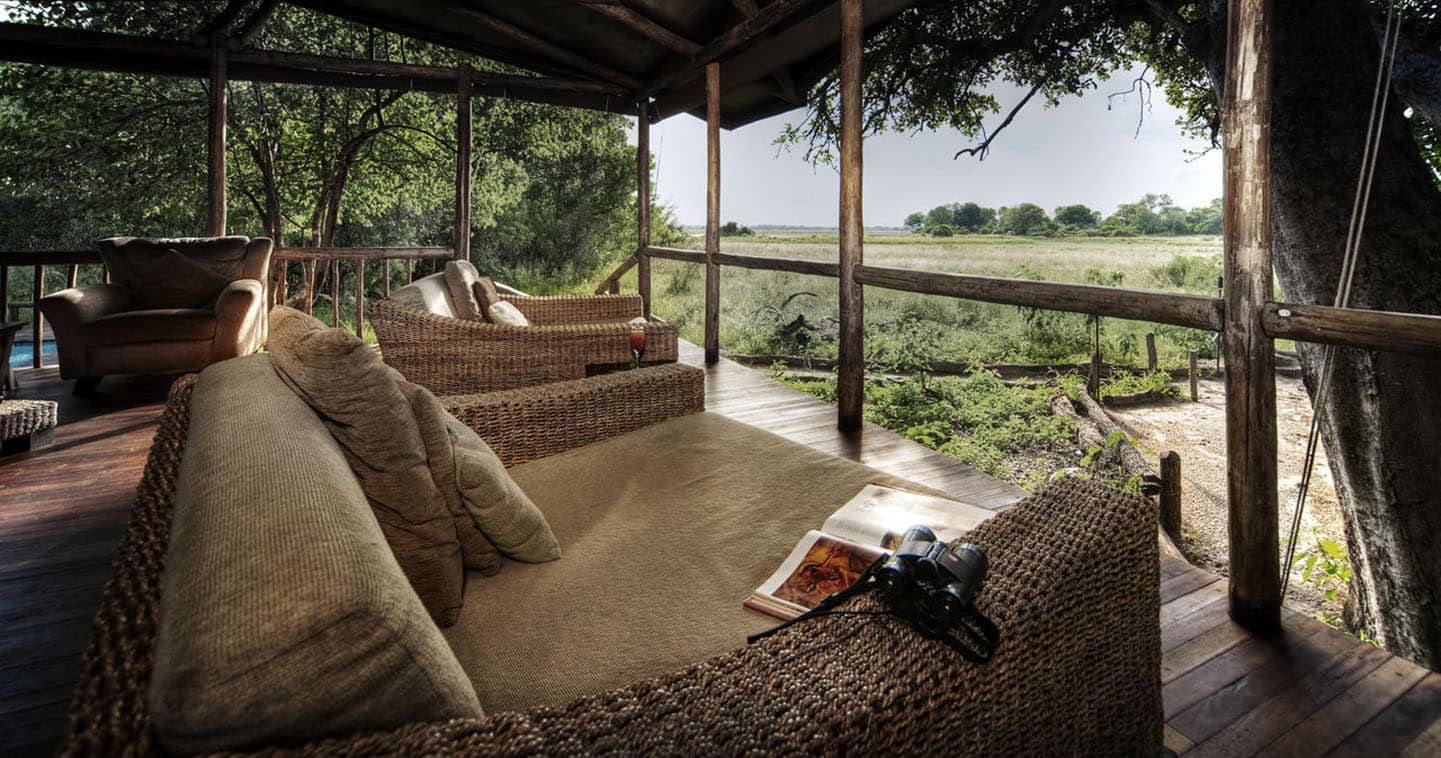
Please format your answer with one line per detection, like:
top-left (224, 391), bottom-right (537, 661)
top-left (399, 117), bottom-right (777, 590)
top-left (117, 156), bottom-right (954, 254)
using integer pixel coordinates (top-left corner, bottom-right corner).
top-left (928, 224), bottom-right (956, 237)
top-left (1149, 254), bottom-right (1221, 293)
top-left (1099, 371), bottom-right (1178, 400)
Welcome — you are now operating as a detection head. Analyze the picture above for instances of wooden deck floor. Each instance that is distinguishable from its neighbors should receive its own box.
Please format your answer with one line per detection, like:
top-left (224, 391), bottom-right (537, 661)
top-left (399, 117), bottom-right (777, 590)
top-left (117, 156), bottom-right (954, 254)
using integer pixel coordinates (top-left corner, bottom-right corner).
top-left (2, 346), bottom-right (1439, 755)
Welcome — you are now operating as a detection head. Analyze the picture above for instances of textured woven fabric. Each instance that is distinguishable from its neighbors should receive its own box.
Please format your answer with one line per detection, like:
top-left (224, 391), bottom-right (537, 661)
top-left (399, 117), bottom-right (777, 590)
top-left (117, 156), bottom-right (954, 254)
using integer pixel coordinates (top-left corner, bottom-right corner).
top-left (267, 307), bottom-right (465, 625)
top-left (147, 357), bottom-right (482, 754)
top-left (372, 296), bottom-right (679, 395)
top-left (471, 276), bottom-right (501, 315)
top-left (444, 411), bottom-right (938, 712)
top-left (0, 399), bottom-right (56, 440)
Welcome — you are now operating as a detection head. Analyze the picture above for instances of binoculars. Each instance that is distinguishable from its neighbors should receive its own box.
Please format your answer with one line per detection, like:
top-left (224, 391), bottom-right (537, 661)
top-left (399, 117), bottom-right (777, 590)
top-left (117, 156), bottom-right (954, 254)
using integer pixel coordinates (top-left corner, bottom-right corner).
top-left (875, 525), bottom-right (989, 635)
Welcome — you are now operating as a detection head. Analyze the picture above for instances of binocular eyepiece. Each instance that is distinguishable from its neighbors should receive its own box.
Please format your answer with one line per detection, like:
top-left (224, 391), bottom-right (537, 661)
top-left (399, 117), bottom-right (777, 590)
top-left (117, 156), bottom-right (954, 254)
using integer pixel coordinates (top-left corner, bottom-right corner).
top-left (875, 525), bottom-right (988, 628)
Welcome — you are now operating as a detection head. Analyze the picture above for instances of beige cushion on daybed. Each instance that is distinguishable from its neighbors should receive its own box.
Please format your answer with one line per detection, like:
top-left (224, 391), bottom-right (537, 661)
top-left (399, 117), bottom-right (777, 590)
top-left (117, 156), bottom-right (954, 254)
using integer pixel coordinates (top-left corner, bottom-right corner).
top-left (441, 411), bottom-right (943, 713)
top-left (148, 355), bottom-right (482, 754)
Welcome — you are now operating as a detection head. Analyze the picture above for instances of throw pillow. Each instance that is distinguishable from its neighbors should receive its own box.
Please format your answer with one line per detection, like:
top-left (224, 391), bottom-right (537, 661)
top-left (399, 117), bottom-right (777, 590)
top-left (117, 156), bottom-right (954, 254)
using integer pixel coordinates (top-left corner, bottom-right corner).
top-left (266, 306), bottom-right (466, 626)
top-left (487, 301), bottom-right (530, 327)
top-left (446, 415), bottom-right (562, 562)
top-left (397, 380), bottom-right (504, 575)
top-left (443, 260), bottom-right (485, 320)
top-left (472, 277), bottom-right (501, 315)
top-left (102, 246), bottom-right (232, 309)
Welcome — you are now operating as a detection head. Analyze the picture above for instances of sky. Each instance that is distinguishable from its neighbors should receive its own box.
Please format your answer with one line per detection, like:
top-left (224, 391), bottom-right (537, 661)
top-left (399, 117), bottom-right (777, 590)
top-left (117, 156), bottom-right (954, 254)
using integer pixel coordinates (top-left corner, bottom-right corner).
top-left (629, 70), bottom-right (1223, 229)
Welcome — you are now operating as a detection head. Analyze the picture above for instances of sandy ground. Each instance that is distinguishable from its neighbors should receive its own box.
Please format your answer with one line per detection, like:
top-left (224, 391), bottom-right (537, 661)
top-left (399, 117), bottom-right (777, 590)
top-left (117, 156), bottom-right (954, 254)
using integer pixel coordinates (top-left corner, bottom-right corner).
top-left (1107, 376), bottom-right (1348, 621)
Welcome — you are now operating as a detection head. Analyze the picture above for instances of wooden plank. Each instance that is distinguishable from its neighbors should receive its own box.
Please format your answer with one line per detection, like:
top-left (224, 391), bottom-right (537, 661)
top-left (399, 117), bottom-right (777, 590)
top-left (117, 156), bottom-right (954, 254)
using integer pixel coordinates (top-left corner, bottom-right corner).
top-left (0, 251), bottom-right (102, 266)
top-left (836, 0), bottom-right (863, 432)
top-left (636, 100), bottom-right (652, 317)
top-left (645, 246), bottom-right (706, 264)
top-left (1163, 611), bottom-right (1265, 684)
top-left (1263, 301), bottom-right (1441, 357)
top-left (1401, 715), bottom-right (1441, 757)
top-left (1162, 580), bottom-right (1228, 626)
top-left (714, 252), bottom-right (838, 277)
top-left (381, 259), bottom-right (390, 299)
top-left (1169, 624), bottom-right (1357, 742)
top-left (1262, 655), bottom-right (1428, 756)
top-left (455, 64), bottom-right (473, 262)
top-left (1165, 723), bottom-right (1197, 755)
top-left (1185, 639), bottom-right (1391, 756)
top-left (330, 259), bottom-right (340, 328)
top-left (1220, 0), bottom-right (1279, 634)
top-left (643, 0), bottom-right (825, 96)
top-left (449, 6), bottom-right (642, 89)
top-left (854, 265), bottom-right (1225, 331)
top-left (1164, 618), bottom-right (1330, 719)
top-left (1330, 673), bottom-right (1441, 757)
top-left (703, 62), bottom-right (721, 365)
top-left (207, 39), bottom-right (228, 236)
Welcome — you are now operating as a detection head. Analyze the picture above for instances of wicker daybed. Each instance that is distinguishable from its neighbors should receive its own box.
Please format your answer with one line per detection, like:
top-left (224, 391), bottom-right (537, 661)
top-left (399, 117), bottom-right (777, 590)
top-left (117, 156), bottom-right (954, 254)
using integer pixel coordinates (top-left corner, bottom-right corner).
top-left (63, 356), bottom-right (1161, 755)
top-left (371, 264), bottom-right (678, 395)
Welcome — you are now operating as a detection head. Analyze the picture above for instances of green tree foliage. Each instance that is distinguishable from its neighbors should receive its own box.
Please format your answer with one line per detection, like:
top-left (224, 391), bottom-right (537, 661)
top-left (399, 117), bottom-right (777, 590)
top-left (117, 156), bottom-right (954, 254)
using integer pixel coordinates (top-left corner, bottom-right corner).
top-left (1054, 204), bottom-right (1100, 227)
top-left (999, 203), bottom-right (1051, 235)
top-left (719, 221), bottom-right (755, 236)
top-left (953, 201), bottom-right (996, 232)
top-left (903, 211), bottom-right (927, 231)
top-left (0, 1), bottom-right (640, 286)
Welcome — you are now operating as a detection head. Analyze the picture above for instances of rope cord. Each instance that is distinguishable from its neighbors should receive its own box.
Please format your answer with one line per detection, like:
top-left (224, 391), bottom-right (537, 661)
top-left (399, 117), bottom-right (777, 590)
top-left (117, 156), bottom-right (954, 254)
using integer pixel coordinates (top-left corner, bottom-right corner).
top-left (1281, 2), bottom-right (1403, 598)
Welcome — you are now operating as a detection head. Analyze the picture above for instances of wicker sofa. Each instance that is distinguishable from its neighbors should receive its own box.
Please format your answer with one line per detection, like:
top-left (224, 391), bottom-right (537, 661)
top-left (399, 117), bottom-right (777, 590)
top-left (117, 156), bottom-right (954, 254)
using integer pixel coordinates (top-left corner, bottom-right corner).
top-left (371, 265), bottom-right (678, 395)
top-left (63, 359), bottom-right (1162, 756)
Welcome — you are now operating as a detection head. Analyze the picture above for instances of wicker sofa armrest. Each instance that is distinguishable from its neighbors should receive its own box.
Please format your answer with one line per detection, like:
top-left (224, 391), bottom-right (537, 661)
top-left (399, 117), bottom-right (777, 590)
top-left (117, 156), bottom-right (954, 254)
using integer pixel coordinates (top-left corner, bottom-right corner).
top-left (299, 478), bottom-right (1163, 755)
top-left (441, 363), bottom-right (704, 467)
top-left (501, 293), bottom-right (643, 325)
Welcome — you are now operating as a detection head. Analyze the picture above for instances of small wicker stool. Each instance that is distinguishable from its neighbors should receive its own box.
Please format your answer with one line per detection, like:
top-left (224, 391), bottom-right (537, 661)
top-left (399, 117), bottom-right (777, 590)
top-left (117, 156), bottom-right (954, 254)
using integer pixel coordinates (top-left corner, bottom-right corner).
top-left (1, 399), bottom-right (57, 453)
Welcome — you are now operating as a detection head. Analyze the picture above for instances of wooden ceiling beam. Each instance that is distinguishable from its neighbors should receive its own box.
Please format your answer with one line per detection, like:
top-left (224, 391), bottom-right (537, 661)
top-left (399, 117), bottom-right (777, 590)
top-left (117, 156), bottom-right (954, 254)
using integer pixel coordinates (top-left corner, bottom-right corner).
top-left (0, 23), bottom-right (630, 109)
top-left (194, 0), bottom-right (251, 42)
top-left (731, 0), bottom-right (760, 16)
top-left (232, 0), bottom-right (280, 49)
top-left (642, 0), bottom-right (829, 96)
top-left (580, 2), bottom-right (702, 56)
top-left (448, 6), bottom-right (642, 90)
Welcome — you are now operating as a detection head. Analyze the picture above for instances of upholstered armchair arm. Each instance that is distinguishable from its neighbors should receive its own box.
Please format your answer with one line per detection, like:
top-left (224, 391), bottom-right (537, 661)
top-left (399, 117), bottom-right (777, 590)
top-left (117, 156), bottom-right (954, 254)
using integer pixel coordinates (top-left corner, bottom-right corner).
top-left (36, 284), bottom-right (130, 332)
top-left (211, 279), bottom-right (267, 360)
top-left (500, 293), bottom-right (643, 325)
top-left (441, 363), bottom-right (705, 467)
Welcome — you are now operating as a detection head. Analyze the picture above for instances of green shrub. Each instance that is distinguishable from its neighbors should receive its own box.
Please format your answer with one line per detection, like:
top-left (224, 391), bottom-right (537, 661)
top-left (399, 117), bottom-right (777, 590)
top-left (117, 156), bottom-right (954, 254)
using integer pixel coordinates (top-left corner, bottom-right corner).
top-left (928, 224), bottom-right (956, 237)
top-left (1099, 370), bottom-right (1178, 400)
top-left (1149, 254), bottom-right (1221, 293)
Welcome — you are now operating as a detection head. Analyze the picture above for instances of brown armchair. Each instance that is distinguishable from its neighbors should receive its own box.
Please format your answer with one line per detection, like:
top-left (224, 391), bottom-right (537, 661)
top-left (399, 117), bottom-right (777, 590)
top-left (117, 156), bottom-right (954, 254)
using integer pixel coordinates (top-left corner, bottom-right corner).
top-left (38, 236), bottom-right (272, 392)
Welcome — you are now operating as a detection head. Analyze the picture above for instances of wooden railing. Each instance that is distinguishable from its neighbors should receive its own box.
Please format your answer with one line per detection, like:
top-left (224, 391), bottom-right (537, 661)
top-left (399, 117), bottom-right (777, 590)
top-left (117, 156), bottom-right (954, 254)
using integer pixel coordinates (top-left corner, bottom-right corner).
top-left (599, 245), bottom-right (1441, 358)
top-left (0, 246), bottom-right (455, 369)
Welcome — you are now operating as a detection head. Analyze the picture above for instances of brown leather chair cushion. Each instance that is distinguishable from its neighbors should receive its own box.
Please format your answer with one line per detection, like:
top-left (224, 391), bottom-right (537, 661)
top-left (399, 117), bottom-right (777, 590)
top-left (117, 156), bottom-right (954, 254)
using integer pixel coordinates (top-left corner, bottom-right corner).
top-left (86, 309), bottom-right (217, 346)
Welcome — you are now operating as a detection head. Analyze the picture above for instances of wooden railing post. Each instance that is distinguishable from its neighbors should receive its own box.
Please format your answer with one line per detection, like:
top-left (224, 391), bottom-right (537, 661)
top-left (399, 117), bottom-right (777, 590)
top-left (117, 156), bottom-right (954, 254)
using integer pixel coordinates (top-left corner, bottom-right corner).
top-left (703, 62), bottom-right (721, 365)
top-left (1189, 349), bottom-right (1200, 401)
top-left (354, 260), bottom-right (365, 338)
top-left (1160, 451), bottom-right (1183, 543)
top-left (1, 265), bottom-right (9, 321)
top-left (207, 38), bottom-right (228, 236)
top-left (382, 259), bottom-right (391, 298)
top-left (455, 63), bottom-right (473, 262)
top-left (637, 99), bottom-right (652, 318)
top-left (32, 265), bottom-right (43, 368)
top-left (836, 0), bottom-right (864, 431)
top-left (330, 259), bottom-right (340, 328)
top-left (1222, 0), bottom-right (1280, 633)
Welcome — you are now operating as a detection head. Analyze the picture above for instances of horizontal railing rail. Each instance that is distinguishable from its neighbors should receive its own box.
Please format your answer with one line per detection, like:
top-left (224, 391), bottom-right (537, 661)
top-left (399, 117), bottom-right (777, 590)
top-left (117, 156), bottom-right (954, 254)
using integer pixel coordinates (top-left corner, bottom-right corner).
top-left (617, 245), bottom-right (1441, 358)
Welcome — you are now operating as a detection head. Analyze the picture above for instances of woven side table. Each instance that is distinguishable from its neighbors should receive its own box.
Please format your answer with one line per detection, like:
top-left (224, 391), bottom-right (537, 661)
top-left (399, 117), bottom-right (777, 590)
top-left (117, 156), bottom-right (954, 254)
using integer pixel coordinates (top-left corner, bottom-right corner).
top-left (1, 399), bottom-right (57, 453)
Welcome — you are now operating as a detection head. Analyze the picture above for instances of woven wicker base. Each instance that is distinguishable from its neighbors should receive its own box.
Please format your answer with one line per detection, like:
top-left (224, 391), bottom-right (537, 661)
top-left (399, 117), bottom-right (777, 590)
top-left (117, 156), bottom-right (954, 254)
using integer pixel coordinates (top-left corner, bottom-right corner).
top-left (0, 399), bottom-right (57, 453)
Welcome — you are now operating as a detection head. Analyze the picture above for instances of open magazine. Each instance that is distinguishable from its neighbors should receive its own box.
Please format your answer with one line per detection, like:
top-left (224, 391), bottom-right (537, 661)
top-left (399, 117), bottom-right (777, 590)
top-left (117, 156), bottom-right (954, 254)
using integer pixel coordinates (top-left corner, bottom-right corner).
top-left (744, 483), bottom-right (996, 621)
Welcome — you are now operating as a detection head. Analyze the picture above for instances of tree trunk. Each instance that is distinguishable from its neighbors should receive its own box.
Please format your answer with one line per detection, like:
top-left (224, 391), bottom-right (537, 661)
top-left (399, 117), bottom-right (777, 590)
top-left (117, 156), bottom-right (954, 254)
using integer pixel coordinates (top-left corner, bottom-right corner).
top-left (1262, 2), bottom-right (1441, 666)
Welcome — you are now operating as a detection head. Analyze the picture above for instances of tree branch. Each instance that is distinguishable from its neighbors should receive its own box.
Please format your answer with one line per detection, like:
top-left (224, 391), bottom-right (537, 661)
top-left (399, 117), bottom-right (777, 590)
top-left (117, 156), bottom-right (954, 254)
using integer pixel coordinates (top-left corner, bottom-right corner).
top-left (955, 84), bottom-right (1040, 160)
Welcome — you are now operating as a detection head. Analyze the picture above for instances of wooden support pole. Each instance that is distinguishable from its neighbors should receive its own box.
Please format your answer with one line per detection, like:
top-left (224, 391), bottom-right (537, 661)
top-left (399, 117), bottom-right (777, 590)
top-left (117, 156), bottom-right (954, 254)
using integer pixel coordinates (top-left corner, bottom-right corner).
top-left (302, 259), bottom-right (315, 314)
top-left (455, 64), bottom-right (473, 262)
top-left (1146, 333), bottom-right (1158, 371)
top-left (1189, 349), bottom-right (1200, 401)
top-left (207, 39), bottom-right (228, 236)
top-left (276, 260), bottom-right (288, 308)
top-left (65, 264), bottom-right (78, 289)
top-left (354, 260), bottom-right (365, 339)
top-left (0, 265), bottom-right (8, 321)
top-left (1222, 0), bottom-right (1280, 633)
top-left (1160, 451), bottom-right (1183, 544)
top-left (32, 265), bottom-right (42, 368)
top-left (637, 100), bottom-right (652, 319)
top-left (836, 0), bottom-right (864, 432)
top-left (382, 259), bottom-right (391, 298)
top-left (406, 259), bottom-right (414, 283)
top-left (703, 62), bottom-right (721, 365)
top-left (330, 259), bottom-right (340, 328)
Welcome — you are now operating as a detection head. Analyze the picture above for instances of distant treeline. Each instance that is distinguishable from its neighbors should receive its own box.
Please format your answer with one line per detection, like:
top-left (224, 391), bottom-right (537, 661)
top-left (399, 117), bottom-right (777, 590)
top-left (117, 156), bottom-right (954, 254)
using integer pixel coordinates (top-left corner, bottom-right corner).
top-left (903, 194), bottom-right (1223, 237)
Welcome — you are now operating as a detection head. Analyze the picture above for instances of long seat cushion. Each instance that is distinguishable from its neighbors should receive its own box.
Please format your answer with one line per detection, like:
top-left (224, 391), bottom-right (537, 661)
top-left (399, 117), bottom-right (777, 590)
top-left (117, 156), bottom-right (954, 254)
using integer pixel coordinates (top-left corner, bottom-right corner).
top-left (148, 354), bottom-right (482, 754)
top-left (85, 308), bottom-right (216, 345)
top-left (441, 411), bottom-right (950, 713)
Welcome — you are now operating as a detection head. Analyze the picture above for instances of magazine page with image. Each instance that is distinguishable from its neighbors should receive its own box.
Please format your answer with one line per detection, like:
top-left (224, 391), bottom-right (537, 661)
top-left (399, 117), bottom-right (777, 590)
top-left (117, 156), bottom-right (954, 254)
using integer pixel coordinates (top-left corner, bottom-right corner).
top-left (744, 484), bottom-right (996, 620)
